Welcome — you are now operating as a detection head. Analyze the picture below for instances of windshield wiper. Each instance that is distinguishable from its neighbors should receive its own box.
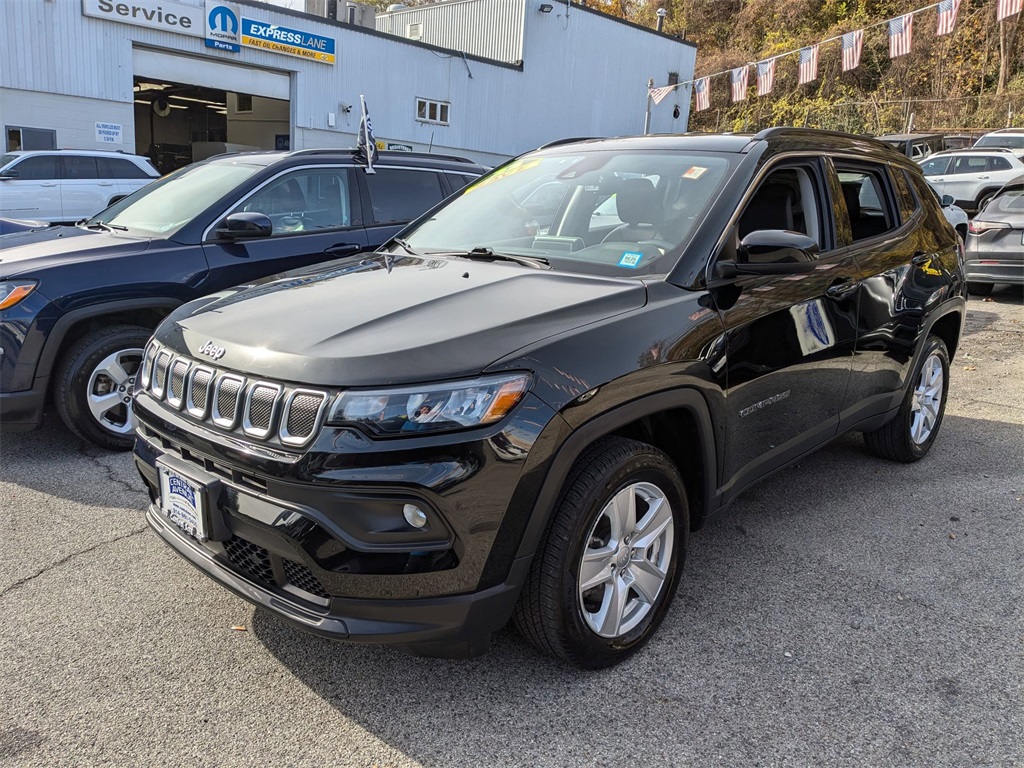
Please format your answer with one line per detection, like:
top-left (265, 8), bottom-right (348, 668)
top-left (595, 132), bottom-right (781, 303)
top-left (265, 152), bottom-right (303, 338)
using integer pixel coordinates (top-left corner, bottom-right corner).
top-left (83, 220), bottom-right (128, 233)
top-left (452, 247), bottom-right (550, 269)
top-left (390, 237), bottom-right (420, 256)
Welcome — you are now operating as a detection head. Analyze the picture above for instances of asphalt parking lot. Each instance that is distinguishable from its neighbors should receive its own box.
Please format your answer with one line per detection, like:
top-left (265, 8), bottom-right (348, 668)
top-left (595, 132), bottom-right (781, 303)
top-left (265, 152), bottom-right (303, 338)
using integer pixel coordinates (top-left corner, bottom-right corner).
top-left (1, 289), bottom-right (1021, 768)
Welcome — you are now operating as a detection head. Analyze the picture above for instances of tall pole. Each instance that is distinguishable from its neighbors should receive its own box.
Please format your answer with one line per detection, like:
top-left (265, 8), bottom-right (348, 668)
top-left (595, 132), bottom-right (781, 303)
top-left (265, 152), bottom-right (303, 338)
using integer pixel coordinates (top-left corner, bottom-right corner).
top-left (643, 77), bottom-right (654, 135)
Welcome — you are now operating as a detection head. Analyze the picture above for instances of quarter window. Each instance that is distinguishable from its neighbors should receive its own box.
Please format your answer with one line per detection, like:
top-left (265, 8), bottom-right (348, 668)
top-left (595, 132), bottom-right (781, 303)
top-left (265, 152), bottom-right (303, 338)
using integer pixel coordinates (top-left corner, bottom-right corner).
top-left (365, 168), bottom-right (444, 223)
top-left (104, 157), bottom-right (154, 179)
top-left (835, 165), bottom-right (900, 242)
top-left (893, 170), bottom-right (920, 222)
top-left (232, 169), bottom-right (354, 235)
top-left (10, 155), bottom-right (59, 180)
top-left (416, 98), bottom-right (450, 126)
top-left (988, 156), bottom-right (1013, 171)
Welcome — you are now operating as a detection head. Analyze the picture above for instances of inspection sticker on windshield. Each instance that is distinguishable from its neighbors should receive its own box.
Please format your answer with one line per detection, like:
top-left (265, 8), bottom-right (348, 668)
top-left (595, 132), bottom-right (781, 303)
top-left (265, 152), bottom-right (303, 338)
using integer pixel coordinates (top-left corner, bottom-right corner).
top-left (683, 166), bottom-right (708, 179)
top-left (619, 251), bottom-right (643, 268)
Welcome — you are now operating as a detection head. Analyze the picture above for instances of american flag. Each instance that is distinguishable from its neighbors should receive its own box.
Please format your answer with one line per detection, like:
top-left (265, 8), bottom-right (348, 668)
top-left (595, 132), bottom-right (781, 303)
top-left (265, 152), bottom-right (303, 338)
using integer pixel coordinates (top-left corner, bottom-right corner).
top-left (889, 14), bottom-right (914, 58)
top-left (997, 0), bottom-right (1022, 21)
top-left (756, 59), bottom-right (776, 96)
top-left (798, 45), bottom-right (819, 85)
top-left (731, 66), bottom-right (749, 102)
top-left (694, 77), bottom-right (710, 112)
top-left (936, 0), bottom-right (961, 35)
top-left (649, 85), bottom-right (675, 106)
top-left (841, 29), bottom-right (864, 72)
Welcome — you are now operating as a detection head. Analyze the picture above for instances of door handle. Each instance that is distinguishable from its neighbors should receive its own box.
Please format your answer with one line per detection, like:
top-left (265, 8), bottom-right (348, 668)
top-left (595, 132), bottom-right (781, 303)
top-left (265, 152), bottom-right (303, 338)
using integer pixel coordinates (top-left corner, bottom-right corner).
top-left (324, 243), bottom-right (361, 256)
top-left (40, 182), bottom-right (57, 187)
top-left (98, 181), bottom-right (114, 186)
top-left (978, 175), bottom-right (990, 180)
top-left (911, 251), bottom-right (931, 266)
top-left (825, 278), bottom-right (860, 301)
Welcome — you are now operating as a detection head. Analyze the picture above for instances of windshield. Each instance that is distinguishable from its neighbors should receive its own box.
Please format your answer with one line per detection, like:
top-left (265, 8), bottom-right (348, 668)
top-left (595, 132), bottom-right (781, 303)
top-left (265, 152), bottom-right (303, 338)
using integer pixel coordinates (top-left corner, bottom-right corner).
top-left (87, 161), bottom-right (264, 236)
top-left (975, 136), bottom-right (1024, 150)
top-left (0, 154), bottom-right (17, 171)
top-left (397, 149), bottom-right (737, 275)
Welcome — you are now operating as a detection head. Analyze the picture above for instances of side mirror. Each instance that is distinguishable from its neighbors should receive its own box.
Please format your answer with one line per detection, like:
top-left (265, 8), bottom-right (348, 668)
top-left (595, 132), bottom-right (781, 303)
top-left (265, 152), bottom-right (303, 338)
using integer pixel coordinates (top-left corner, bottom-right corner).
top-left (215, 212), bottom-right (272, 240)
top-left (715, 230), bottom-right (820, 278)
top-left (940, 194), bottom-right (954, 208)
top-left (0, 170), bottom-right (18, 180)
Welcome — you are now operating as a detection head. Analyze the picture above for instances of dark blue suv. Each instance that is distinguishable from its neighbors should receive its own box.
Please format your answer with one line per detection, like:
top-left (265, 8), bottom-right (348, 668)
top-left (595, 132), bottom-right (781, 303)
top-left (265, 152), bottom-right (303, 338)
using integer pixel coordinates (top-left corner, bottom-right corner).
top-left (0, 149), bottom-right (483, 449)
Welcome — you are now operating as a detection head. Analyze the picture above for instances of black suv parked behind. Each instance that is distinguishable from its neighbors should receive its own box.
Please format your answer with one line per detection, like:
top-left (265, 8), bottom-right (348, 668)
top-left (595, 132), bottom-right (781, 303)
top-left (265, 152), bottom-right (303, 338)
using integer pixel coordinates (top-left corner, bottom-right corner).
top-left (0, 149), bottom-right (484, 449)
top-left (133, 129), bottom-right (965, 668)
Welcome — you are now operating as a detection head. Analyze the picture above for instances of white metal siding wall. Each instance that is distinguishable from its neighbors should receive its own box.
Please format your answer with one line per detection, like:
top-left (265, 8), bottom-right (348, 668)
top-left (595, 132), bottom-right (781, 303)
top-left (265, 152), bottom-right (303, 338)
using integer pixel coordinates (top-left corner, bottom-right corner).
top-left (375, 0), bottom-right (525, 64)
top-left (0, 0), bottom-right (694, 160)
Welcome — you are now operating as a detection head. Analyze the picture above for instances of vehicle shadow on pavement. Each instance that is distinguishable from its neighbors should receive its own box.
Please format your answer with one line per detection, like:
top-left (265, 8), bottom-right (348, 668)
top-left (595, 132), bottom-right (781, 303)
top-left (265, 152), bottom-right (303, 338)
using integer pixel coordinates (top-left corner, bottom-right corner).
top-left (250, 414), bottom-right (1024, 768)
top-left (0, 417), bottom-right (147, 510)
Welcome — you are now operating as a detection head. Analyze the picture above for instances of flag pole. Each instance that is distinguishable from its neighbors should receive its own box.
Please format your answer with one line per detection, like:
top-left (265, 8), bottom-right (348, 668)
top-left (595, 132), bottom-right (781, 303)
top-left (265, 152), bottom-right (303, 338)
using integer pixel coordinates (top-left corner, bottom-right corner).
top-left (360, 94), bottom-right (375, 174)
top-left (643, 77), bottom-right (654, 135)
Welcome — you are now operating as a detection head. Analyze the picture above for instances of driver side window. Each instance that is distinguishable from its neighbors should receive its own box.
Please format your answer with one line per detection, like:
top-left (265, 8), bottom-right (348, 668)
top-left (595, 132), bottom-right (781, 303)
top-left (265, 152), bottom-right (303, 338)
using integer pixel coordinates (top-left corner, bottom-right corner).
top-left (231, 169), bottom-right (353, 236)
top-left (735, 166), bottom-right (822, 262)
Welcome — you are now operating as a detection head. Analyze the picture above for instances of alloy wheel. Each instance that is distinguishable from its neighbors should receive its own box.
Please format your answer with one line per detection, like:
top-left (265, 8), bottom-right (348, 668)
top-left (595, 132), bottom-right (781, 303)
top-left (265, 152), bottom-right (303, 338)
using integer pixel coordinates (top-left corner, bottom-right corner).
top-left (910, 352), bottom-right (944, 445)
top-left (86, 348), bottom-right (143, 435)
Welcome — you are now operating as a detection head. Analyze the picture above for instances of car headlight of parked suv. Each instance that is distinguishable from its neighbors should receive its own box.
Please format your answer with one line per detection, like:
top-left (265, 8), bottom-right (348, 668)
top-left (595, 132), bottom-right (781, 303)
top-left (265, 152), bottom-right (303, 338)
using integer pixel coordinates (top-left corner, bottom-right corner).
top-left (0, 280), bottom-right (37, 310)
top-left (328, 372), bottom-right (532, 436)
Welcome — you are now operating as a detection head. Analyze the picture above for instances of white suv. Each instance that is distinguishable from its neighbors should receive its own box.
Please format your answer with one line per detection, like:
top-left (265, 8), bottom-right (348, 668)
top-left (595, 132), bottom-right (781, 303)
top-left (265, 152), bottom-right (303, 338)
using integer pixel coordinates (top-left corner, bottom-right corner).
top-left (974, 128), bottom-right (1024, 159)
top-left (919, 148), bottom-right (1024, 212)
top-left (0, 150), bottom-right (159, 223)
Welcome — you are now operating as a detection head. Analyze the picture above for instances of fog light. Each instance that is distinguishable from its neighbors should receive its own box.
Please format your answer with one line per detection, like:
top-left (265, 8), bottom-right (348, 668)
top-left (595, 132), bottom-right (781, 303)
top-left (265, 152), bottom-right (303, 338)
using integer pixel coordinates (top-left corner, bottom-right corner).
top-left (403, 504), bottom-right (429, 529)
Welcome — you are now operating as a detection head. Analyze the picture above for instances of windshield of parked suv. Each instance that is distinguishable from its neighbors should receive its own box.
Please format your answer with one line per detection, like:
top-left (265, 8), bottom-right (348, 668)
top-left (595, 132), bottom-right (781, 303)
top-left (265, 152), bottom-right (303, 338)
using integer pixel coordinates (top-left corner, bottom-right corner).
top-left (975, 136), bottom-right (1024, 150)
top-left (0, 154), bottom-right (17, 171)
top-left (397, 149), bottom-right (736, 275)
top-left (86, 161), bottom-right (264, 236)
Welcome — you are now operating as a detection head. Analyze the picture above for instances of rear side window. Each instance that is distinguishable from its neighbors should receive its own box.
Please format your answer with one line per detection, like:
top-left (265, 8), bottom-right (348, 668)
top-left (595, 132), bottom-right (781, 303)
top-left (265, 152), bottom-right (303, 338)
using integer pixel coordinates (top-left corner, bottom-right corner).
top-left (103, 157), bottom-right (154, 179)
top-left (63, 156), bottom-right (100, 180)
top-left (919, 157), bottom-right (950, 176)
top-left (10, 155), bottom-right (59, 180)
top-left (365, 168), bottom-right (445, 224)
top-left (447, 173), bottom-right (477, 191)
top-left (951, 156), bottom-right (989, 174)
top-left (835, 165), bottom-right (900, 242)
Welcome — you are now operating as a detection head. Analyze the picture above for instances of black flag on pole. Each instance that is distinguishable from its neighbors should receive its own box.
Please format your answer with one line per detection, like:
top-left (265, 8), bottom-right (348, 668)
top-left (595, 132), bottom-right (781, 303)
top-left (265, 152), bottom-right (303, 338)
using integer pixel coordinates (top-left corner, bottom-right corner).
top-left (355, 95), bottom-right (378, 174)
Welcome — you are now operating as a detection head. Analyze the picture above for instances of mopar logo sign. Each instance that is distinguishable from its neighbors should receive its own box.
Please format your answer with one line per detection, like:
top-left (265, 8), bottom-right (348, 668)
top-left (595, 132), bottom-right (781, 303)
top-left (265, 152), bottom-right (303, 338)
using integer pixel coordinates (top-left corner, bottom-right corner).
top-left (205, 0), bottom-right (241, 51)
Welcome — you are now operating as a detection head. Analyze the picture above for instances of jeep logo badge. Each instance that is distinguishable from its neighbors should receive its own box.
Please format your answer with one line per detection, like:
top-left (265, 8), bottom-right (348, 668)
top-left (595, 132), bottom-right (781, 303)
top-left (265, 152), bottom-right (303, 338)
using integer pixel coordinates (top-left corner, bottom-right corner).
top-left (197, 341), bottom-right (226, 360)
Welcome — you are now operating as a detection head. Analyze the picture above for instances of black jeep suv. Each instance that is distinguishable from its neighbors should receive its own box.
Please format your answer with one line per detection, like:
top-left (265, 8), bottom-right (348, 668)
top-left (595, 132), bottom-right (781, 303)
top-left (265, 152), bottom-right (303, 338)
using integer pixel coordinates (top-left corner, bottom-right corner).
top-left (132, 129), bottom-right (965, 668)
top-left (0, 149), bottom-right (483, 449)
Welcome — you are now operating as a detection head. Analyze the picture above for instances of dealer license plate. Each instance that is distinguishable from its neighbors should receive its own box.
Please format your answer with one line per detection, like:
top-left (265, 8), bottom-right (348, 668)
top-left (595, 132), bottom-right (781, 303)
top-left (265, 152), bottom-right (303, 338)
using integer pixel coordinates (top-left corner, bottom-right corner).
top-left (159, 465), bottom-right (207, 541)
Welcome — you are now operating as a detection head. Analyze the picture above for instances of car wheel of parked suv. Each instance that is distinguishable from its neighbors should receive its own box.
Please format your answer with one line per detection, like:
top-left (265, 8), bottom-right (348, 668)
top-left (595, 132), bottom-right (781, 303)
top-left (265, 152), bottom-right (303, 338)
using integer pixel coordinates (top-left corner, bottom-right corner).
top-left (55, 325), bottom-right (151, 451)
top-left (967, 281), bottom-right (994, 296)
top-left (864, 335), bottom-right (950, 463)
top-left (513, 437), bottom-right (688, 669)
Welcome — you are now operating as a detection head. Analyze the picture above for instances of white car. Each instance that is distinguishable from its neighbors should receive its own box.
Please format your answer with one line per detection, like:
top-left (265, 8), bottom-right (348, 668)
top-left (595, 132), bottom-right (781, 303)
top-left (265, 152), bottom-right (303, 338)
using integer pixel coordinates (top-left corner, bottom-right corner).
top-left (919, 148), bottom-right (1024, 213)
top-left (0, 149), bottom-right (158, 223)
top-left (974, 128), bottom-right (1024, 160)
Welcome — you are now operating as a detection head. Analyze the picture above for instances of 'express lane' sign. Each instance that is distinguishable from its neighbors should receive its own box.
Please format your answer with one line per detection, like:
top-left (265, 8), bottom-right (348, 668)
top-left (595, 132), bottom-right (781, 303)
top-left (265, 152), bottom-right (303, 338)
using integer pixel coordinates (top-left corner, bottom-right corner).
top-left (240, 19), bottom-right (336, 64)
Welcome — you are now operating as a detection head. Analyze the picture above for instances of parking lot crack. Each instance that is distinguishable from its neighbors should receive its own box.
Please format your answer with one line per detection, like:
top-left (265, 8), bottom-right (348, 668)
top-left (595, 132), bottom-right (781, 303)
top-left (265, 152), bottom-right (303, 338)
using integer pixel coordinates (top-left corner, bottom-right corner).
top-left (0, 526), bottom-right (147, 600)
top-left (75, 443), bottom-right (147, 498)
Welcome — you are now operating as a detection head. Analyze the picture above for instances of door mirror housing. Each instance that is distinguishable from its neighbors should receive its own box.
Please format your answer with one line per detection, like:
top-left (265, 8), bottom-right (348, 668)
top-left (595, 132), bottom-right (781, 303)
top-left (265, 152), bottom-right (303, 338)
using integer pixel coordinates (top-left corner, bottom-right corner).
top-left (0, 170), bottom-right (18, 180)
top-left (215, 212), bottom-right (273, 240)
top-left (940, 194), bottom-right (955, 208)
top-left (715, 229), bottom-right (820, 278)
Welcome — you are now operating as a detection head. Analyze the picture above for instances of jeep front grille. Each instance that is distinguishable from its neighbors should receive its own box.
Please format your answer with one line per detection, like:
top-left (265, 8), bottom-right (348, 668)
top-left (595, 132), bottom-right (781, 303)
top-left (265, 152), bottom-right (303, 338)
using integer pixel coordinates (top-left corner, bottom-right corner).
top-left (140, 343), bottom-right (328, 448)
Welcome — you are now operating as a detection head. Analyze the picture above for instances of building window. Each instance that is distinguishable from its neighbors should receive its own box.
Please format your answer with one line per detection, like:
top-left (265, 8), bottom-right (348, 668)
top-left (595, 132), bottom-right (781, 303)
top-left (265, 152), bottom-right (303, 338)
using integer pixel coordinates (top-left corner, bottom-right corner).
top-left (6, 126), bottom-right (56, 152)
top-left (236, 94), bottom-right (253, 113)
top-left (416, 98), bottom-right (449, 126)
top-left (668, 72), bottom-right (679, 86)
top-left (407, 22), bottom-right (423, 40)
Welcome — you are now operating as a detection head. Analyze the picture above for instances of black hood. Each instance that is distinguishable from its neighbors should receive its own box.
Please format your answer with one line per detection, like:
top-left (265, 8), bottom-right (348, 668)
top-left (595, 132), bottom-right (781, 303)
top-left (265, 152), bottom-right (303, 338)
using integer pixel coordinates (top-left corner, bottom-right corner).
top-left (160, 256), bottom-right (648, 387)
top-left (0, 226), bottom-right (150, 277)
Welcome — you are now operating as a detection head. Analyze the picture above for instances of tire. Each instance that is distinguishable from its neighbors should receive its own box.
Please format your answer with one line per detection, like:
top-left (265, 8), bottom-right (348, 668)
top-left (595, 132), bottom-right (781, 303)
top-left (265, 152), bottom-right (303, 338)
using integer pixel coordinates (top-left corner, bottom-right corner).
top-left (967, 281), bottom-right (994, 296)
top-left (975, 192), bottom-right (995, 212)
top-left (54, 324), bottom-right (151, 451)
top-left (864, 335), bottom-right (950, 463)
top-left (513, 436), bottom-right (688, 669)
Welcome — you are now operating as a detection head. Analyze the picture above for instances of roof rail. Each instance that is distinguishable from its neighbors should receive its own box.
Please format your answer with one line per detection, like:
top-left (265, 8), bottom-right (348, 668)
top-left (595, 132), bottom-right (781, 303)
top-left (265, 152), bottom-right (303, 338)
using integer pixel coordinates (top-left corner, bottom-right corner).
top-left (287, 147), bottom-right (475, 164)
top-left (536, 136), bottom-right (598, 150)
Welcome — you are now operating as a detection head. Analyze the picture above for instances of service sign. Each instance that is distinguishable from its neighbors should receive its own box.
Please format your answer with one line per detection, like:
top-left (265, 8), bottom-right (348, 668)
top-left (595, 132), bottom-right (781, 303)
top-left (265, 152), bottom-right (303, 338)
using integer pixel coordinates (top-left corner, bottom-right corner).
top-left (82, 0), bottom-right (203, 37)
top-left (205, 1), bottom-right (241, 52)
top-left (240, 19), bottom-right (336, 64)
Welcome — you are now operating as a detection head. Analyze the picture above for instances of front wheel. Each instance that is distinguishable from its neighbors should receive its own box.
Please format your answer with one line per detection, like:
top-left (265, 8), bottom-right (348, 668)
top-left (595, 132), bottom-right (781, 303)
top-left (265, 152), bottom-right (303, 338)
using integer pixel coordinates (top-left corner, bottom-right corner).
top-left (864, 335), bottom-right (949, 463)
top-left (513, 437), bottom-right (688, 669)
top-left (54, 325), bottom-right (151, 451)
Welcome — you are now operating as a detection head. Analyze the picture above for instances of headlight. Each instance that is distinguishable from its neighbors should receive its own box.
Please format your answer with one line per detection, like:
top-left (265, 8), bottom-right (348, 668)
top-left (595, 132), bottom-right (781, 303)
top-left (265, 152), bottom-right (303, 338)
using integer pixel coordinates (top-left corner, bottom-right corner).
top-left (0, 280), bottom-right (38, 311)
top-left (328, 372), bottom-right (531, 436)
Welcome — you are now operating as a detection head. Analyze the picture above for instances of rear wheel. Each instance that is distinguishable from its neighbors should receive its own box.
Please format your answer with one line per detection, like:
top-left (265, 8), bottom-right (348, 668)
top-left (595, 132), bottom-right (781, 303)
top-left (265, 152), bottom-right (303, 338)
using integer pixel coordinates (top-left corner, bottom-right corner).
top-left (54, 325), bottom-right (150, 451)
top-left (864, 335), bottom-right (949, 463)
top-left (975, 191), bottom-right (995, 212)
top-left (513, 437), bottom-right (688, 669)
top-left (967, 281), bottom-right (994, 296)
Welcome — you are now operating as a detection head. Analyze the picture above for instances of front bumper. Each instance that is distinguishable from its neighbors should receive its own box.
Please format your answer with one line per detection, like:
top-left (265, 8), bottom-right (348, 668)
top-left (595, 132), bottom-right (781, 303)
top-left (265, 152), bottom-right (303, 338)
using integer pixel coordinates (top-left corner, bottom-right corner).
top-left (0, 380), bottom-right (47, 432)
top-left (133, 390), bottom-right (557, 655)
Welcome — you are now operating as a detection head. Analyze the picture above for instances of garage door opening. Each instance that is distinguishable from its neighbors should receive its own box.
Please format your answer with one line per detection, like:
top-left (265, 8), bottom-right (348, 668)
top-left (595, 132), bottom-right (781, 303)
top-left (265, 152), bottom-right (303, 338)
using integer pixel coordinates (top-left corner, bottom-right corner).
top-left (134, 77), bottom-right (290, 174)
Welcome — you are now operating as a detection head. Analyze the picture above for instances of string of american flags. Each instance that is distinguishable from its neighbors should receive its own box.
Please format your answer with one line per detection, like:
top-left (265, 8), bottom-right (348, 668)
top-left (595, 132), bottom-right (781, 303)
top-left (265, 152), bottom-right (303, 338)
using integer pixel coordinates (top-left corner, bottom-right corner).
top-left (649, 0), bottom-right (1023, 112)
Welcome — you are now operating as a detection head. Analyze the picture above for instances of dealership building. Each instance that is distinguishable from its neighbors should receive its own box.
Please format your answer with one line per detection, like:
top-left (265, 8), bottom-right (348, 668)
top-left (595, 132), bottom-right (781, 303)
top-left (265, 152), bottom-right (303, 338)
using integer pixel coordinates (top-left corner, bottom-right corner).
top-left (0, 0), bottom-right (695, 170)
